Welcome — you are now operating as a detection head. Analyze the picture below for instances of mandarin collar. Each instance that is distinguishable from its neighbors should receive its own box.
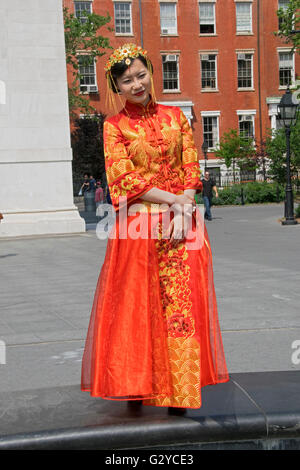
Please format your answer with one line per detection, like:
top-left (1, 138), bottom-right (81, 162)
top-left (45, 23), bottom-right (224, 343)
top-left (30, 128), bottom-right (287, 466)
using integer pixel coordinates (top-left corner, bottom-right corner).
top-left (123, 96), bottom-right (158, 117)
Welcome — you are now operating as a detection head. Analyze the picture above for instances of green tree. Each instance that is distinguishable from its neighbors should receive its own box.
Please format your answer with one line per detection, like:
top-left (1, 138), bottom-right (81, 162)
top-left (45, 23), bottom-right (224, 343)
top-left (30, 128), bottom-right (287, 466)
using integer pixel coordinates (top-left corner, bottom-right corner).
top-left (254, 139), bottom-right (269, 181)
top-left (265, 119), bottom-right (300, 184)
top-left (215, 129), bottom-right (256, 182)
top-left (276, 0), bottom-right (300, 54)
top-left (275, 1), bottom-right (300, 193)
top-left (63, 6), bottom-right (112, 119)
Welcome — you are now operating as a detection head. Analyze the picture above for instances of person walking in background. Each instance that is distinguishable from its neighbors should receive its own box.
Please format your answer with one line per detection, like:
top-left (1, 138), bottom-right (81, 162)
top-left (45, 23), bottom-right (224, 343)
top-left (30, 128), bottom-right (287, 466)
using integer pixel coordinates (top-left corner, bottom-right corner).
top-left (80, 173), bottom-right (97, 212)
top-left (80, 173), bottom-right (90, 195)
top-left (89, 175), bottom-right (96, 192)
top-left (95, 181), bottom-right (104, 208)
top-left (95, 181), bottom-right (104, 219)
top-left (201, 171), bottom-right (219, 221)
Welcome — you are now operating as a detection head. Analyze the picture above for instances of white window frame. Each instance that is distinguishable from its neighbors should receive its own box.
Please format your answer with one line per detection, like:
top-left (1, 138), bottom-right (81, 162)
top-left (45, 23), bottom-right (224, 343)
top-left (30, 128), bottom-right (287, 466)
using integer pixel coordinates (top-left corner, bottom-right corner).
top-left (74, 1), bottom-right (93, 24)
top-left (236, 51), bottom-right (254, 90)
top-left (237, 110), bottom-right (256, 141)
top-left (235, 1), bottom-right (253, 34)
top-left (199, 1), bottom-right (216, 35)
top-left (114, 1), bottom-right (133, 36)
top-left (201, 111), bottom-right (220, 151)
top-left (78, 55), bottom-right (98, 94)
top-left (266, 97), bottom-right (281, 132)
top-left (161, 53), bottom-right (180, 92)
top-left (160, 2), bottom-right (178, 35)
top-left (200, 52), bottom-right (218, 91)
top-left (278, 48), bottom-right (295, 89)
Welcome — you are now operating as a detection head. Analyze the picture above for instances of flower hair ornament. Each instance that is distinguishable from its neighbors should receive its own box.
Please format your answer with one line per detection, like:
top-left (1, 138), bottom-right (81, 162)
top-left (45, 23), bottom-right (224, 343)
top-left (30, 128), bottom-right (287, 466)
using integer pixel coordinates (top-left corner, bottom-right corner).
top-left (104, 43), bottom-right (156, 113)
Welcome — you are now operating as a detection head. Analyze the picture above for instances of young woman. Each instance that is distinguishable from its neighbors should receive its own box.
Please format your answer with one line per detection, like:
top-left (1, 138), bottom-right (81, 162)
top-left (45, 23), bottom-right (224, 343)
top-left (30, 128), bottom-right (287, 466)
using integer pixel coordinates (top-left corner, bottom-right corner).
top-left (81, 44), bottom-right (229, 411)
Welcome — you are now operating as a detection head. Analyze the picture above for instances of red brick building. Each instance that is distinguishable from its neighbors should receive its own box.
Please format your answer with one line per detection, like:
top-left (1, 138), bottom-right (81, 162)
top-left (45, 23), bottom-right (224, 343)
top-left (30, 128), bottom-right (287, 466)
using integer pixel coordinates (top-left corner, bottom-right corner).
top-left (64, 0), bottom-right (299, 184)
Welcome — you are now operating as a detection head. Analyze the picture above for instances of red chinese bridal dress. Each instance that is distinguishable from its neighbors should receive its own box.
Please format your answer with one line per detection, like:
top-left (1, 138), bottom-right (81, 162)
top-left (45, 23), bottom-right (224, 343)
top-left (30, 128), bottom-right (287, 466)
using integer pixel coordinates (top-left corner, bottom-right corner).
top-left (81, 98), bottom-right (229, 408)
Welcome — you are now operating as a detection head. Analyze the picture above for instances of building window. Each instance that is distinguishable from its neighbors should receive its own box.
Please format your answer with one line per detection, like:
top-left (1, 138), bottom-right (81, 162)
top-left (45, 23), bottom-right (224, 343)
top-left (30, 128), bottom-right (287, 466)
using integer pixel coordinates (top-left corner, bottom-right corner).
top-left (74, 1), bottom-right (92, 24)
top-left (201, 54), bottom-right (217, 90)
top-left (238, 114), bottom-right (255, 141)
top-left (114, 2), bottom-right (132, 34)
top-left (199, 2), bottom-right (215, 34)
top-left (278, 0), bottom-right (289, 29)
top-left (237, 53), bottom-right (253, 89)
top-left (236, 2), bottom-right (252, 33)
top-left (78, 56), bottom-right (98, 93)
top-left (160, 3), bottom-right (177, 35)
top-left (279, 51), bottom-right (294, 87)
top-left (202, 115), bottom-right (219, 149)
top-left (162, 55), bottom-right (179, 91)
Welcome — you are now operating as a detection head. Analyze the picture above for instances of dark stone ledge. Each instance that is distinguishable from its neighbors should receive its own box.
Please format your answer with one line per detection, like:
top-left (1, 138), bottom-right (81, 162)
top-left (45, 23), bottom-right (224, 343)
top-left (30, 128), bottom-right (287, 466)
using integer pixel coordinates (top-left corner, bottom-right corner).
top-left (0, 371), bottom-right (299, 450)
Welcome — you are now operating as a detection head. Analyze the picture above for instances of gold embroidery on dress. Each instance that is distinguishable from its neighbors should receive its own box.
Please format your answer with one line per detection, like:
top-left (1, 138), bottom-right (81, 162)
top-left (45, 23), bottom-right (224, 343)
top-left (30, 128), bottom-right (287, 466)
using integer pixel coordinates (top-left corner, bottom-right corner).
top-left (103, 105), bottom-right (202, 211)
top-left (143, 228), bottom-right (201, 408)
top-left (145, 337), bottom-right (201, 408)
top-left (154, 234), bottom-right (194, 335)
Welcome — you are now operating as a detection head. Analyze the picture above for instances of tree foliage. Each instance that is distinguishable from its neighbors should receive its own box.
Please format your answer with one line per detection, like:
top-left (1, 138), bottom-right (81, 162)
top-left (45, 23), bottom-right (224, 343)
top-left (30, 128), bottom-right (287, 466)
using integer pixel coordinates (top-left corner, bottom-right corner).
top-left (265, 119), bottom-right (300, 184)
top-left (254, 139), bottom-right (269, 181)
top-left (215, 129), bottom-right (256, 179)
top-left (276, 0), bottom-right (300, 54)
top-left (63, 6), bottom-right (112, 118)
top-left (274, 1), bottom-right (300, 190)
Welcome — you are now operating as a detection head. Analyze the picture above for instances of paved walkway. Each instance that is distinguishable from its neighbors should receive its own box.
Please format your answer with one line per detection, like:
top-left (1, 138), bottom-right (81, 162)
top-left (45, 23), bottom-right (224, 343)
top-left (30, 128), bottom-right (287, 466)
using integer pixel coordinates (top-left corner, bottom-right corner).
top-left (0, 203), bottom-right (299, 393)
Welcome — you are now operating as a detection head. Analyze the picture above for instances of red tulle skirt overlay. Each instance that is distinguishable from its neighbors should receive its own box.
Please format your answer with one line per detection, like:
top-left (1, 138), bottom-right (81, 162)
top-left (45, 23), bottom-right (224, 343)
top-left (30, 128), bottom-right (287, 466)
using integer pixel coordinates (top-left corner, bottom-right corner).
top-left (81, 206), bottom-right (229, 408)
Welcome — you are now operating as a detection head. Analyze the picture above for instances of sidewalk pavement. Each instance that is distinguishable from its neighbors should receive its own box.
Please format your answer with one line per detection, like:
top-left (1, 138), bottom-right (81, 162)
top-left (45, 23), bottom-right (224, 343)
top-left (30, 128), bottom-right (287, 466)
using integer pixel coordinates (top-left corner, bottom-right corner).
top-left (0, 203), bottom-right (299, 394)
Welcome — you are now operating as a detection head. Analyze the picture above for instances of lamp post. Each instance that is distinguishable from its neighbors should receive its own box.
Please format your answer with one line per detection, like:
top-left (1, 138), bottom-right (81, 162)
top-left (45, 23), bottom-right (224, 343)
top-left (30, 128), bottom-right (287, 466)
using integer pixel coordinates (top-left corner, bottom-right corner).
top-left (277, 87), bottom-right (298, 226)
top-left (202, 140), bottom-right (208, 173)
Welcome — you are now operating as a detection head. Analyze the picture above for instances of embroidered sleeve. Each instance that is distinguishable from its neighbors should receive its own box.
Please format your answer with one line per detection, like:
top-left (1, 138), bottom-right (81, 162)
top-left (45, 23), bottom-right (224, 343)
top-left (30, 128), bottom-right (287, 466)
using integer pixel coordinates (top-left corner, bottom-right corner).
top-left (179, 110), bottom-right (202, 192)
top-left (104, 120), bottom-right (152, 211)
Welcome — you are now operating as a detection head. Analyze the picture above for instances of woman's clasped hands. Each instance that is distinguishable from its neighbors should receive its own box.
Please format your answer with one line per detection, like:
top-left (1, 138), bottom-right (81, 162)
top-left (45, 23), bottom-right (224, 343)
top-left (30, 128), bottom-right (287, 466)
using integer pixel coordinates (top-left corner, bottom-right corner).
top-left (166, 193), bottom-right (196, 247)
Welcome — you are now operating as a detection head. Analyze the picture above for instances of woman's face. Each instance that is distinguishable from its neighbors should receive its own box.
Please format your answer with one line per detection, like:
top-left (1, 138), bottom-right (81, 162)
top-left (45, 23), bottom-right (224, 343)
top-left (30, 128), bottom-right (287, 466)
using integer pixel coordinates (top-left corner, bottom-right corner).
top-left (116, 58), bottom-right (151, 106)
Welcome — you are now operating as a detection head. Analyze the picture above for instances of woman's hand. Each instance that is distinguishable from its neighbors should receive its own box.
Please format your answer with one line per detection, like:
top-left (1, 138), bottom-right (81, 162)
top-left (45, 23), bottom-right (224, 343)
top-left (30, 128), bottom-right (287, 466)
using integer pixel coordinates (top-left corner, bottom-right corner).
top-left (172, 194), bottom-right (195, 219)
top-left (167, 212), bottom-right (193, 247)
top-left (139, 188), bottom-right (196, 212)
top-left (165, 194), bottom-right (195, 246)
top-left (174, 193), bottom-right (195, 208)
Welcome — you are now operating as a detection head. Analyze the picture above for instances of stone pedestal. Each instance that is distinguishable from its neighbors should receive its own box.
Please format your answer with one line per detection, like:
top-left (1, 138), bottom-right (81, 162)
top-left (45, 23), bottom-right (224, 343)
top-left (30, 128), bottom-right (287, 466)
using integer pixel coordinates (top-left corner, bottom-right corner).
top-left (0, 0), bottom-right (85, 237)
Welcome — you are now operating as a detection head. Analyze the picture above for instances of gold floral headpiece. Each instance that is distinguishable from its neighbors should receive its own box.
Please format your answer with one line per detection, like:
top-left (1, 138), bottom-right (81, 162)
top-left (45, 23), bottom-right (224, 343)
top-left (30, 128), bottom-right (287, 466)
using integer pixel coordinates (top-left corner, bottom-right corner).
top-left (105, 43), bottom-right (156, 114)
top-left (104, 43), bottom-right (148, 73)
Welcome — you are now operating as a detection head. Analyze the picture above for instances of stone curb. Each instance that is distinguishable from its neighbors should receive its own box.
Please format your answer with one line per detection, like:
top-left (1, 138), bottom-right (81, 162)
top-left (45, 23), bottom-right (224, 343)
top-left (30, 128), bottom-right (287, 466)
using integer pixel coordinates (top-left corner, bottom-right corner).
top-left (0, 371), bottom-right (299, 450)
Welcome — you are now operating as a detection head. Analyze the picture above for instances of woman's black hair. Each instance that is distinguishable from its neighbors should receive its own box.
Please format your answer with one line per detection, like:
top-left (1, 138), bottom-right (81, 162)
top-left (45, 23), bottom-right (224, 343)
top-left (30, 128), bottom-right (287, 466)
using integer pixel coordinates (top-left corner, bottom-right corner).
top-left (110, 54), bottom-right (153, 94)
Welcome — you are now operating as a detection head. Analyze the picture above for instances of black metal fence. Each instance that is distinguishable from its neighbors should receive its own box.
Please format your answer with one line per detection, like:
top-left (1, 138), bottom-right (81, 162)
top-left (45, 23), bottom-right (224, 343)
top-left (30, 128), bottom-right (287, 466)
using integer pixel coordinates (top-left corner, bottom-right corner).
top-left (213, 169), bottom-right (300, 194)
top-left (220, 170), bottom-right (257, 188)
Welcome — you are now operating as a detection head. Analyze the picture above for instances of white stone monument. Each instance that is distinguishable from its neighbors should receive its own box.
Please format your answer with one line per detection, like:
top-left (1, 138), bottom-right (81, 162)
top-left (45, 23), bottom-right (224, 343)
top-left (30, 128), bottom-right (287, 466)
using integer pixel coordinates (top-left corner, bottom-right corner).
top-left (0, 0), bottom-right (85, 237)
